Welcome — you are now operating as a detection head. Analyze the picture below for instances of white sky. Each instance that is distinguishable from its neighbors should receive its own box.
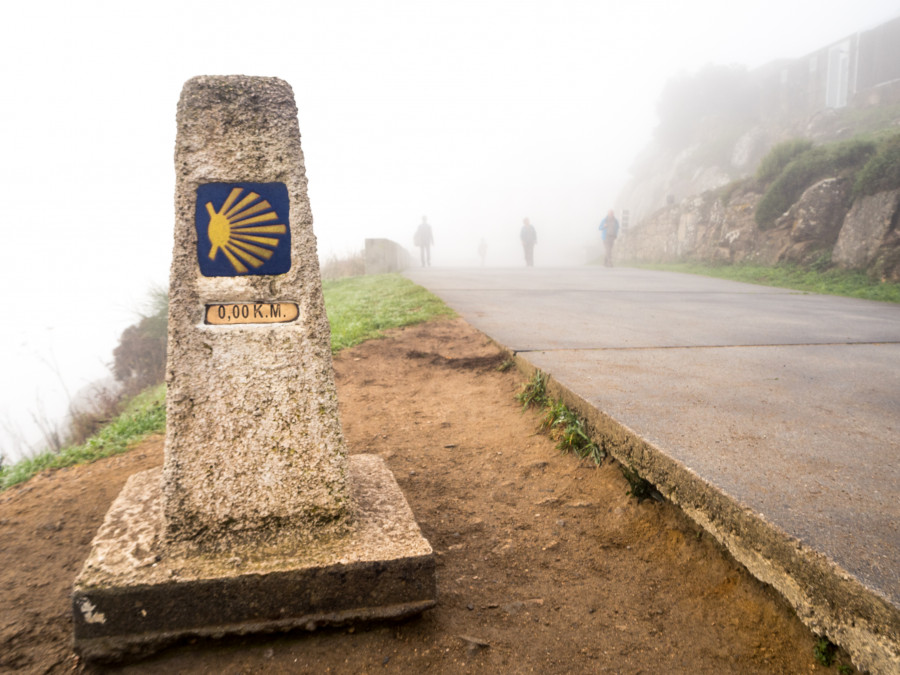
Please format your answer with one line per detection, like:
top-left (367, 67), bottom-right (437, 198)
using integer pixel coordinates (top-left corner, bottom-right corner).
top-left (1, 0), bottom-right (898, 462)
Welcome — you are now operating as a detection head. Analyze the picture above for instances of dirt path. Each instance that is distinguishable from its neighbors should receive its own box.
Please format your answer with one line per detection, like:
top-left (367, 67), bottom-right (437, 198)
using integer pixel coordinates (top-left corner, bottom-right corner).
top-left (0, 318), bottom-right (850, 673)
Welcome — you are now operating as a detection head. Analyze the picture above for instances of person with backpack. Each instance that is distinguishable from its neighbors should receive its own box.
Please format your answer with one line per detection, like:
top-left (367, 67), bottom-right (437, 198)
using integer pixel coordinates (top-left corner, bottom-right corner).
top-left (599, 209), bottom-right (619, 267)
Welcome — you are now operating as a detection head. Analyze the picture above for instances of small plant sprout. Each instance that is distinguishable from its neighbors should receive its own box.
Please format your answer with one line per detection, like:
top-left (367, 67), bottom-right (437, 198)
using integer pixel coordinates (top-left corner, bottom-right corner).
top-left (813, 637), bottom-right (836, 667)
top-left (620, 464), bottom-right (660, 503)
top-left (516, 370), bottom-right (549, 410)
top-left (516, 373), bottom-right (608, 467)
top-left (542, 401), bottom-right (605, 464)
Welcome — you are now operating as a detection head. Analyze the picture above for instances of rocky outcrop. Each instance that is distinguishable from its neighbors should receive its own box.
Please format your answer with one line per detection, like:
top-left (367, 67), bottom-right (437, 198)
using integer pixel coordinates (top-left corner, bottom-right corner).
top-left (618, 189), bottom-right (782, 266)
top-left (618, 182), bottom-right (900, 280)
top-left (833, 190), bottom-right (900, 279)
top-left (616, 132), bottom-right (767, 225)
top-left (776, 177), bottom-right (851, 265)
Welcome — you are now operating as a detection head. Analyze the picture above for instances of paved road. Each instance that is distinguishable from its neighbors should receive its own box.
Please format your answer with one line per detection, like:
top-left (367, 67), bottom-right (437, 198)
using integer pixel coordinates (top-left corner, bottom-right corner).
top-left (406, 265), bottom-right (900, 669)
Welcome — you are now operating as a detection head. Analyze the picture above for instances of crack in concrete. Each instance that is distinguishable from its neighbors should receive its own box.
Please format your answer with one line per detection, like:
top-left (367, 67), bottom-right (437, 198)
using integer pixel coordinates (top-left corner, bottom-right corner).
top-left (514, 341), bottom-right (900, 354)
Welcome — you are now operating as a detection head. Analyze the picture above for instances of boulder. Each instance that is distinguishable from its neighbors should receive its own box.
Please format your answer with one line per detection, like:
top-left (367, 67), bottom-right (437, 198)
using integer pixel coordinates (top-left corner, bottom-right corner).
top-left (779, 177), bottom-right (850, 244)
top-left (833, 189), bottom-right (900, 270)
top-left (867, 227), bottom-right (900, 282)
top-left (718, 192), bottom-right (764, 263)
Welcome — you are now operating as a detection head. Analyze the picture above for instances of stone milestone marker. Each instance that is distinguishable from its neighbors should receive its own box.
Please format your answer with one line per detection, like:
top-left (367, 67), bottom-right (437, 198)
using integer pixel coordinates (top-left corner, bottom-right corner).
top-left (72, 76), bottom-right (435, 661)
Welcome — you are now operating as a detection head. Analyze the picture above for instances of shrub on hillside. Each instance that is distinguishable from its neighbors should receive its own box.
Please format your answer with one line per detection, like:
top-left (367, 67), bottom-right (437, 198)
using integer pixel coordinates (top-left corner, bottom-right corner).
top-left (112, 287), bottom-right (168, 395)
top-left (756, 139), bottom-right (813, 183)
top-left (829, 137), bottom-right (878, 168)
top-left (755, 139), bottom-right (876, 229)
top-left (854, 133), bottom-right (900, 197)
top-left (66, 382), bottom-right (122, 446)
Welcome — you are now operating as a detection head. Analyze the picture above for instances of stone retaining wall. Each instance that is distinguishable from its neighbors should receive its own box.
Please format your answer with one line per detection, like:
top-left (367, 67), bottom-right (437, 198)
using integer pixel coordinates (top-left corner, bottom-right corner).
top-left (365, 238), bottom-right (413, 275)
top-left (617, 183), bottom-right (900, 281)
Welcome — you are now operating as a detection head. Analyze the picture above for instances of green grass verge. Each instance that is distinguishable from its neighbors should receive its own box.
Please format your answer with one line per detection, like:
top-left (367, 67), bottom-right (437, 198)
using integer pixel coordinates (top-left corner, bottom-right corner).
top-left (636, 262), bottom-right (900, 303)
top-left (0, 384), bottom-right (166, 491)
top-left (0, 274), bottom-right (454, 491)
top-left (323, 273), bottom-right (455, 352)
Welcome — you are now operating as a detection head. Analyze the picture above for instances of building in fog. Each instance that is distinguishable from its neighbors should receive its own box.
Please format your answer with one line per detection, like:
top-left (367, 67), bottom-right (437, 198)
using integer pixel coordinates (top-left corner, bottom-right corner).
top-left (759, 14), bottom-right (900, 120)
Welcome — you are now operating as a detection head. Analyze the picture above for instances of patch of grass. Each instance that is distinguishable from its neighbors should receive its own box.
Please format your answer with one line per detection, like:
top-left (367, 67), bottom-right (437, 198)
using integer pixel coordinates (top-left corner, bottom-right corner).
top-left (812, 637), bottom-right (856, 672)
top-left (0, 384), bottom-right (166, 492)
top-left (541, 400), bottom-right (605, 464)
top-left (516, 373), bottom-right (665, 501)
top-left (813, 637), bottom-right (836, 667)
top-left (323, 274), bottom-right (455, 352)
top-left (637, 262), bottom-right (900, 303)
top-left (515, 370), bottom-right (549, 410)
top-left (517, 371), bottom-right (609, 468)
top-left (496, 358), bottom-right (515, 373)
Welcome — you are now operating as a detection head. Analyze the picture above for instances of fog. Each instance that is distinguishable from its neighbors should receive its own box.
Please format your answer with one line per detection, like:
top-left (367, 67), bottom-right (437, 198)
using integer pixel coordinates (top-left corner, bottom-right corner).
top-left (2, 0), bottom-right (897, 462)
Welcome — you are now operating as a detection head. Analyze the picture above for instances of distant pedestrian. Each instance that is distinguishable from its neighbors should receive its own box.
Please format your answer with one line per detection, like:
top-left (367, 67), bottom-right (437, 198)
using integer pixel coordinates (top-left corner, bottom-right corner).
top-left (478, 238), bottom-right (487, 266)
top-left (599, 209), bottom-right (619, 267)
top-left (520, 218), bottom-right (537, 267)
top-left (414, 216), bottom-right (434, 267)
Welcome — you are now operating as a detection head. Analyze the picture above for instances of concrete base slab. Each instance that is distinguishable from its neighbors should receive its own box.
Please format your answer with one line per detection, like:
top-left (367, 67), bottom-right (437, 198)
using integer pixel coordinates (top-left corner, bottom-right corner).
top-left (72, 455), bottom-right (435, 662)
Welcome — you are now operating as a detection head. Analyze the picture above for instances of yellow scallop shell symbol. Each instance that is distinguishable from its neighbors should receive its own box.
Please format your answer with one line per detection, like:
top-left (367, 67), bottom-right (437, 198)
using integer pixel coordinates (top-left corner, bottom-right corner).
top-left (205, 187), bottom-right (287, 274)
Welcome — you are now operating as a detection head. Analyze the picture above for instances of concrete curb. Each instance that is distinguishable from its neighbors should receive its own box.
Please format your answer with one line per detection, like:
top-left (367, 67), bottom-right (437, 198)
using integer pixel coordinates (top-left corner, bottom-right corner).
top-left (508, 352), bottom-right (899, 675)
